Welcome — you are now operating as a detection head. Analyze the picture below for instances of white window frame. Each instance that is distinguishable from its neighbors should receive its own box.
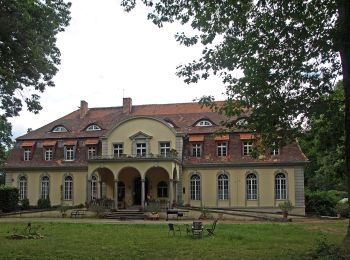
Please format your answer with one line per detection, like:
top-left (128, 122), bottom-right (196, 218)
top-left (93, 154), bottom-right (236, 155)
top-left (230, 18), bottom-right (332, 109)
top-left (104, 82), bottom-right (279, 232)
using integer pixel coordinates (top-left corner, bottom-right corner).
top-left (23, 148), bottom-right (31, 161)
top-left (218, 173), bottom-right (229, 200)
top-left (192, 143), bottom-right (202, 157)
top-left (19, 176), bottom-right (27, 200)
top-left (44, 147), bottom-right (53, 161)
top-left (217, 142), bottom-right (227, 157)
top-left (243, 141), bottom-right (253, 156)
top-left (160, 142), bottom-right (171, 157)
top-left (275, 173), bottom-right (287, 200)
top-left (41, 176), bottom-right (50, 199)
top-left (136, 142), bottom-right (147, 157)
top-left (87, 146), bottom-right (97, 159)
top-left (52, 126), bottom-right (67, 132)
top-left (113, 143), bottom-right (124, 157)
top-left (196, 120), bottom-right (212, 127)
top-left (86, 124), bottom-right (101, 131)
top-left (190, 174), bottom-right (201, 200)
top-left (64, 146), bottom-right (75, 161)
top-left (271, 142), bottom-right (280, 156)
top-left (64, 176), bottom-right (73, 200)
top-left (90, 175), bottom-right (97, 200)
top-left (246, 173), bottom-right (258, 200)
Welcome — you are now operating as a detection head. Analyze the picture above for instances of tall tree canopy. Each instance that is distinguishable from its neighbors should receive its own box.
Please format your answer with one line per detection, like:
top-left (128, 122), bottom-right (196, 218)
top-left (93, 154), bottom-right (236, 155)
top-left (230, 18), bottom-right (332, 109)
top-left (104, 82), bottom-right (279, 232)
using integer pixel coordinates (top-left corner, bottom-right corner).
top-left (0, 0), bottom-right (71, 158)
top-left (121, 0), bottom-right (350, 246)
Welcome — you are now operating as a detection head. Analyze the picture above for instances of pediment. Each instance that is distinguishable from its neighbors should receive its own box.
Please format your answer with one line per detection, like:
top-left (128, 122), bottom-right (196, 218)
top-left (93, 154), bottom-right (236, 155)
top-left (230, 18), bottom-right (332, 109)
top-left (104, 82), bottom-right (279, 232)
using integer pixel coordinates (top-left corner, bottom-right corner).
top-left (129, 131), bottom-right (152, 140)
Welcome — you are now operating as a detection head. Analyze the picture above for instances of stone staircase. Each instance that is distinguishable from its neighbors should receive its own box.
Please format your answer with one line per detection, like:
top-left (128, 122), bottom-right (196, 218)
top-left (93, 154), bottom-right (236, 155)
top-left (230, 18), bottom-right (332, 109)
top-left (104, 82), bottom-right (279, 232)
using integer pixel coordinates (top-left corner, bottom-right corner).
top-left (105, 209), bottom-right (146, 220)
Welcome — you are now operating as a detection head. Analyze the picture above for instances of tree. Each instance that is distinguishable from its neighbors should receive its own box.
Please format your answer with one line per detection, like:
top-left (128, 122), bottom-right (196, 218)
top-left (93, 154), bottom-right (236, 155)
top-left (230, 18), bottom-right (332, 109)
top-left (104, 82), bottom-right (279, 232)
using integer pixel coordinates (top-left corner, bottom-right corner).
top-left (300, 82), bottom-right (345, 191)
top-left (121, 0), bottom-right (350, 247)
top-left (0, 0), bottom-right (71, 156)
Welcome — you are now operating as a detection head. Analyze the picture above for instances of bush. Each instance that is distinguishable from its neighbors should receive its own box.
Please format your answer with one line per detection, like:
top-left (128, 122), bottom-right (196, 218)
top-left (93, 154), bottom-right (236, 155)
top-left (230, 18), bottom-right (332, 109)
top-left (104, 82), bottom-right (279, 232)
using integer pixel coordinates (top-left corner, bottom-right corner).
top-left (305, 190), bottom-right (347, 216)
top-left (312, 236), bottom-right (345, 259)
top-left (21, 198), bottom-right (30, 210)
top-left (335, 202), bottom-right (349, 218)
top-left (37, 198), bottom-right (51, 209)
top-left (0, 185), bottom-right (19, 213)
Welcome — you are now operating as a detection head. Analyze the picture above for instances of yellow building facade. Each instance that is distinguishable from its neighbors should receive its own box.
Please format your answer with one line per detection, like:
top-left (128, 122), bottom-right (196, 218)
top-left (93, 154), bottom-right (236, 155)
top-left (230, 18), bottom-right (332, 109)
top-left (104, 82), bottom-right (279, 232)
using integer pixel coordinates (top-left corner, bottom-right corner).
top-left (4, 98), bottom-right (307, 215)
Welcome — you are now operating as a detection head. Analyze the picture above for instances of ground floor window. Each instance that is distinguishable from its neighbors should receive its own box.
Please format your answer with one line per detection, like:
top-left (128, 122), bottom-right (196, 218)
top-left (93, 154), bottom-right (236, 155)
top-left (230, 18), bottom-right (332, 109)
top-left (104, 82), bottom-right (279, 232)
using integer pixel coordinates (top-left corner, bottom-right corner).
top-left (19, 176), bottom-right (27, 200)
top-left (41, 176), bottom-right (50, 199)
top-left (64, 175), bottom-right (73, 200)
top-left (218, 173), bottom-right (229, 200)
top-left (275, 173), bottom-right (287, 199)
top-left (157, 181), bottom-right (168, 198)
top-left (246, 173), bottom-right (257, 200)
top-left (91, 175), bottom-right (97, 200)
top-left (190, 174), bottom-right (201, 200)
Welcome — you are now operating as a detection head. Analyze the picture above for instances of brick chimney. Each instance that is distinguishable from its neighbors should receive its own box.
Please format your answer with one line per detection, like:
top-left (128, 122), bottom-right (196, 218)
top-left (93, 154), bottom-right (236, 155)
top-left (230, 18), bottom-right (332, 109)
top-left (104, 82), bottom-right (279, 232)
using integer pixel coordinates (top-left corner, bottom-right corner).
top-left (80, 100), bottom-right (88, 118)
top-left (123, 98), bottom-right (132, 114)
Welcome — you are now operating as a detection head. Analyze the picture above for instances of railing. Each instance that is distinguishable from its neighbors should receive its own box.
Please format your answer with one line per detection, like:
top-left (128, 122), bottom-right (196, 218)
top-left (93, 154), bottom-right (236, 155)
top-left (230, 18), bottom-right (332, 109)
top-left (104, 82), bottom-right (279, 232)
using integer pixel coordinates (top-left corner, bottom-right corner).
top-left (89, 153), bottom-right (179, 161)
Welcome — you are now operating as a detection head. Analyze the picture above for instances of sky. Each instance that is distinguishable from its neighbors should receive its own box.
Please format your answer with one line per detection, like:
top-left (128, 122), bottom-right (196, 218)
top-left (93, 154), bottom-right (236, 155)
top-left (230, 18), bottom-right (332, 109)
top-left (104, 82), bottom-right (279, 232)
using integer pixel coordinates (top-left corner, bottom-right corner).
top-left (9, 0), bottom-right (226, 139)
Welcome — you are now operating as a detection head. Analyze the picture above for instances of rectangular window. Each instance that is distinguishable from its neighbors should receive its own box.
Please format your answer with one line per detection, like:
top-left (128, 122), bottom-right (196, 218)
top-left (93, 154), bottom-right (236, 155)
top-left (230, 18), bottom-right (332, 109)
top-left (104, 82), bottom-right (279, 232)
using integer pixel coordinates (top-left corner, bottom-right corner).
top-left (160, 142), bottom-right (171, 157)
top-left (44, 147), bottom-right (53, 161)
top-left (23, 148), bottom-right (31, 161)
top-left (136, 143), bottom-right (147, 157)
top-left (191, 143), bottom-right (202, 157)
top-left (242, 141), bottom-right (253, 156)
top-left (217, 142), bottom-right (227, 157)
top-left (271, 142), bottom-right (280, 156)
top-left (113, 143), bottom-right (123, 157)
top-left (64, 146), bottom-right (75, 161)
top-left (87, 146), bottom-right (97, 159)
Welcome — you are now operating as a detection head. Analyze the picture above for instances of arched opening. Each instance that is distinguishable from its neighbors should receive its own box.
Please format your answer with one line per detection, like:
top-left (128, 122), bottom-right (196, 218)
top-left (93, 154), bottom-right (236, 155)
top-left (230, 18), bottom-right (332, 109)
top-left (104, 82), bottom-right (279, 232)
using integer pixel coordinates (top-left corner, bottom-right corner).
top-left (118, 167), bottom-right (141, 207)
top-left (145, 167), bottom-right (170, 207)
top-left (133, 177), bottom-right (148, 205)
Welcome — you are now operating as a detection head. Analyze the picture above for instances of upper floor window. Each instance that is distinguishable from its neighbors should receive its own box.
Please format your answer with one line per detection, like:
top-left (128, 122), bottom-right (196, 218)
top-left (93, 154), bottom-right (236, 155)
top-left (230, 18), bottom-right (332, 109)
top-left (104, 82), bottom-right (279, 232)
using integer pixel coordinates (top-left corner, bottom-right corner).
top-left (19, 176), bottom-right (27, 200)
top-left (64, 146), bottom-right (75, 161)
top-left (41, 176), bottom-right (50, 199)
top-left (44, 147), bottom-right (53, 161)
top-left (86, 124), bottom-right (101, 131)
top-left (157, 181), bottom-right (168, 198)
top-left (52, 125), bottom-right (67, 133)
top-left (271, 142), bottom-right (280, 156)
top-left (113, 143), bottom-right (123, 157)
top-left (160, 142), bottom-right (171, 157)
top-left (190, 174), bottom-right (201, 200)
top-left (236, 118), bottom-right (248, 127)
top-left (217, 142), bottom-right (227, 157)
top-left (192, 143), bottom-right (202, 157)
top-left (136, 143), bottom-right (147, 157)
top-left (218, 173), bottom-right (229, 200)
top-left (242, 141), bottom-right (253, 156)
top-left (246, 173), bottom-right (258, 200)
top-left (87, 146), bottom-right (97, 159)
top-left (196, 120), bottom-right (213, 127)
top-left (23, 148), bottom-right (31, 161)
top-left (275, 173), bottom-right (287, 200)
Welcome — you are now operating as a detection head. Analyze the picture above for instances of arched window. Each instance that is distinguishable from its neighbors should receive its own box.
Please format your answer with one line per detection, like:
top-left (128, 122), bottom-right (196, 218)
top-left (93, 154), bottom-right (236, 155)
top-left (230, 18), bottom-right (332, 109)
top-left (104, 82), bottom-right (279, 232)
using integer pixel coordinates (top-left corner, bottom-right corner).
top-left (157, 181), bottom-right (168, 198)
top-left (218, 173), bottom-right (229, 200)
top-left (41, 176), bottom-right (50, 199)
top-left (86, 124), bottom-right (101, 131)
top-left (275, 173), bottom-right (287, 199)
top-left (64, 175), bottom-right (73, 200)
top-left (90, 175), bottom-right (97, 200)
top-left (246, 173), bottom-right (257, 200)
top-left (52, 125), bottom-right (67, 132)
top-left (196, 120), bottom-right (213, 127)
top-left (19, 176), bottom-right (27, 200)
top-left (190, 174), bottom-right (201, 200)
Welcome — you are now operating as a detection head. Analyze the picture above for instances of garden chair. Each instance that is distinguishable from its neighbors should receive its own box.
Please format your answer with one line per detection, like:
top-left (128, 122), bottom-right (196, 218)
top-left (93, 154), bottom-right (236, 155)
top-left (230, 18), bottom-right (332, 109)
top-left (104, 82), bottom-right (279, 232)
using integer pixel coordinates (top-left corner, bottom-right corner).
top-left (168, 223), bottom-right (181, 236)
top-left (192, 221), bottom-right (203, 238)
top-left (206, 219), bottom-right (218, 236)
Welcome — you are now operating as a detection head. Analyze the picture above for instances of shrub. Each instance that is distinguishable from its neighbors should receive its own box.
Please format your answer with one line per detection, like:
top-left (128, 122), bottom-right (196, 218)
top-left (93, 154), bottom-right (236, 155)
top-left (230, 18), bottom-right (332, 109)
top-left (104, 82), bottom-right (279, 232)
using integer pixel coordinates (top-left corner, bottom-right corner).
top-left (311, 236), bottom-right (345, 259)
top-left (305, 190), bottom-right (347, 216)
top-left (335, 202), bottom-right (349, 218)
top-left (21, 198), bottom-right (30, 210)
top-left (37, 198), bottom-right (51, 209)
top-left (0, 185), bottom-right (19, 212)
top-left (278, 200), bottom-right (293, 212)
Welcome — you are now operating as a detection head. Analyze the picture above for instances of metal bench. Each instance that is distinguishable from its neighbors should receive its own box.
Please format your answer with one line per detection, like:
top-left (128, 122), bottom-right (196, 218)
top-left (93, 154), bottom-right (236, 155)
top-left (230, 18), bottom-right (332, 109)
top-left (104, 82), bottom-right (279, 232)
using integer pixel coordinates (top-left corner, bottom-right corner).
top-left (166, 208), bottom-right (188, 221)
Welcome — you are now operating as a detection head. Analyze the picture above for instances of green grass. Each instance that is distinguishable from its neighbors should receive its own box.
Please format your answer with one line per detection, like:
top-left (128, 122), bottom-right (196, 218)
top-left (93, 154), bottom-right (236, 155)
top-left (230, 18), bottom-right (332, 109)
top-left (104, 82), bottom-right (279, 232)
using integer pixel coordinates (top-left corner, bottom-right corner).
top-left (0, 221), bottom-right (347, 259)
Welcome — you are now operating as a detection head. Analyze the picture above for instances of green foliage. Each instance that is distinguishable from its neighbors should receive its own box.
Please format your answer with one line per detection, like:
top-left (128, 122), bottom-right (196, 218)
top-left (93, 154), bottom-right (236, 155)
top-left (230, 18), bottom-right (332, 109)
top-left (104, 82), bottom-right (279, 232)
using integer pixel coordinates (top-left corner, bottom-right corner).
top-left (312, 236), bottom-right (346, 260)
top-left (305, 190), bottom-right (347, 216)
top-left (335, 202), bottom-right (349, 218)
top-left (8, 223), bottom-right (44, 240)
top-left (37, 198), bottom-right (51, 209)
top-left (278, 200), bottom-right (293, 213)
top-left (300, 83), bottom-right (345, 191)
top-left (0, 185), bottom-right (19, 212)
top-left (20, 198), bottom-right (30, 210)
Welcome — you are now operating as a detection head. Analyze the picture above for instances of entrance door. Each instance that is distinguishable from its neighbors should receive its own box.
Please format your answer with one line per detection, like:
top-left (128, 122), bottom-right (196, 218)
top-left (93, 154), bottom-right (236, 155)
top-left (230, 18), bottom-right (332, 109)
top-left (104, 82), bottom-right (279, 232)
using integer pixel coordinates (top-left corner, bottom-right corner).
top-left (133, 177), bottom-right (148, 205)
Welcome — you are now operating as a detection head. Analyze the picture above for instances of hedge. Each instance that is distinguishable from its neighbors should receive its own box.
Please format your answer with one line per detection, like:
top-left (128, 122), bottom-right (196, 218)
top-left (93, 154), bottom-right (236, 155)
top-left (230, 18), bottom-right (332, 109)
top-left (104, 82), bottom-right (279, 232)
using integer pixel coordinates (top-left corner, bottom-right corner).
top-left (305, 190), bottom-right (347, 216)
top-left (0, 185), bottom-right (19, 213)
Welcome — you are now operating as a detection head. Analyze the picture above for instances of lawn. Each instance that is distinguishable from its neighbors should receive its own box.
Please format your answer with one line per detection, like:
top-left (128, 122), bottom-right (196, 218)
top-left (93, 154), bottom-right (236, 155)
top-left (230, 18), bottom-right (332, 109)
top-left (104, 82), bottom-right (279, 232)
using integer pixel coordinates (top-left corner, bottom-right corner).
top-left (0, 220), bottom-right (347, 259)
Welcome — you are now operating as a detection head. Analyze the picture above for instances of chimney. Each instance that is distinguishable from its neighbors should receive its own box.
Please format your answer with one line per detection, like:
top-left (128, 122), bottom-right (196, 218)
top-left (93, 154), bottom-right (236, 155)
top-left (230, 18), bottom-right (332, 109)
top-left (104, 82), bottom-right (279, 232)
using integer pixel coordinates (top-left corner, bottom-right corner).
top-left (123, 98), bottom-right (132, 114)
top-left (80, 100), bottom-right (88, 118)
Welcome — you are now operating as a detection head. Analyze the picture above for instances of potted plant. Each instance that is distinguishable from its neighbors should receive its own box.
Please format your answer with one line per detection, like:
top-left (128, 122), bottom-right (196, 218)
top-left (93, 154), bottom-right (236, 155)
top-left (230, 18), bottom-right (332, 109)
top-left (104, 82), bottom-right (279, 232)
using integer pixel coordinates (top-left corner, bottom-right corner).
top-left (278, 200), bottom-right (293, 219)
top-left (60, 205), bottom-right (68, 218)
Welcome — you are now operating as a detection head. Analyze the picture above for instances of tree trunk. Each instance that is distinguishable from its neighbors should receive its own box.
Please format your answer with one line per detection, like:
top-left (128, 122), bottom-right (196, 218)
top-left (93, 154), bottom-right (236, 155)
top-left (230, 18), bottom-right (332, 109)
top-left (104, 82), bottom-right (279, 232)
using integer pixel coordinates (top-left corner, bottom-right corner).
top-left (337, 0), bottom-right (350, 251)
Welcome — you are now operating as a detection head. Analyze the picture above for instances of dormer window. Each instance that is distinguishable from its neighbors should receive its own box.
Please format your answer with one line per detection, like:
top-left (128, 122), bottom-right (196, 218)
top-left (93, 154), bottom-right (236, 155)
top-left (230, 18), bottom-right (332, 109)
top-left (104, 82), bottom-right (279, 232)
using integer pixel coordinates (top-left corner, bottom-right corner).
top-left (236, 118), bottom-right (248, 127)
top-left (52, 126), bottom-right (67, 133)
top-left (86, 124), bottom-right (101, 131)
top-left (196, 120), bottom-right (213, 127)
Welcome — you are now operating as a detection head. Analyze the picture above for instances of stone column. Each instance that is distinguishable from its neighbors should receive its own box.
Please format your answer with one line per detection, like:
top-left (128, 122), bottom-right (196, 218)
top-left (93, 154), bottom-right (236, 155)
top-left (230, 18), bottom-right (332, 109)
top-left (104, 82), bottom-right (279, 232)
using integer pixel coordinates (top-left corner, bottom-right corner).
top-left (141, 178), bottom-right (145, 209)
top-left (114, 180), bottom-right (119, 210)
top-left (169, 179), bottom-right (174, 208)
top-left (174, 180), bottom-right (178, 204)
